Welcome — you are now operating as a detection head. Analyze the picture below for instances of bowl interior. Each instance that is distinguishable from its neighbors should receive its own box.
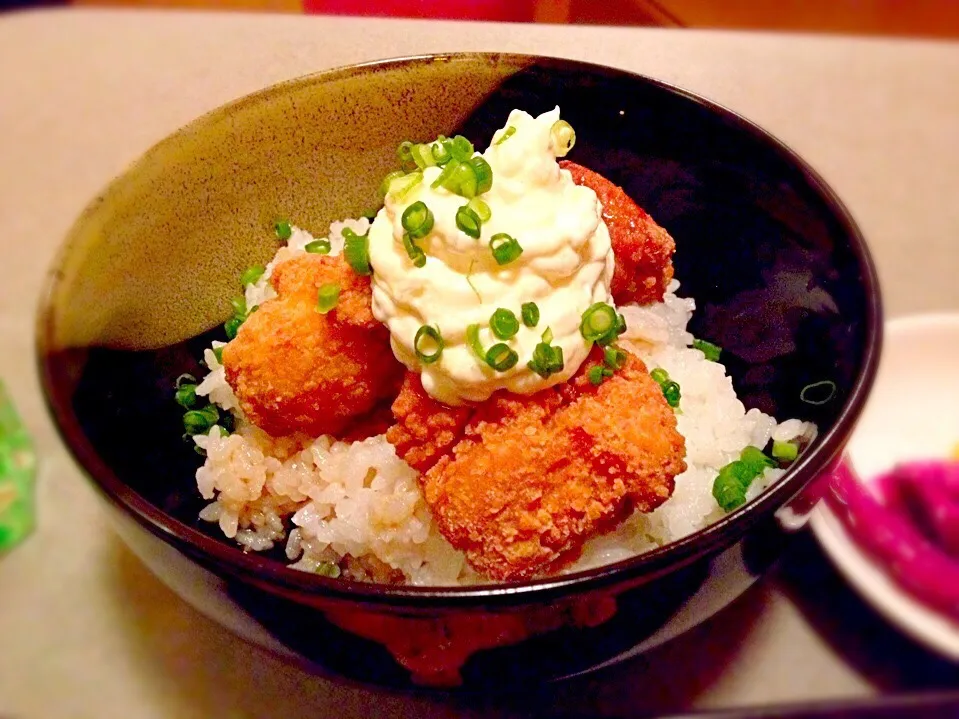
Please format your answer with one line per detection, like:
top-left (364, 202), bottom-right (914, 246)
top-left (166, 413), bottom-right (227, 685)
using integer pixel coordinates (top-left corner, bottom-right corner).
top-left (38, 53), bottom-right (880, 600)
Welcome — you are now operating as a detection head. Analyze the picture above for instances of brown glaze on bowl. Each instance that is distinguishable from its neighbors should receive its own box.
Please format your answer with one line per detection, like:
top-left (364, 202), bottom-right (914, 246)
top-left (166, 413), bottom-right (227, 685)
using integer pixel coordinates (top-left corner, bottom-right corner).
top-left (37, 53), bottom-right (881, 687)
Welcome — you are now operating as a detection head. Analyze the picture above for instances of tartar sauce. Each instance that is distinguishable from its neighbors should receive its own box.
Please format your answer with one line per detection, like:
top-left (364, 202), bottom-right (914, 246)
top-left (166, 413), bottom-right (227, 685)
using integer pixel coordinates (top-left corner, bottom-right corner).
top-left (367, 107), bottom-right (613, 405)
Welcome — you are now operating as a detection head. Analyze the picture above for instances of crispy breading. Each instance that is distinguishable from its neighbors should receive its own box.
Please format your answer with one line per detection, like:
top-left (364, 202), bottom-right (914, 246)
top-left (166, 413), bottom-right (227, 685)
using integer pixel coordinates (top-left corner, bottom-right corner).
top-left (560, 160), bottom-right (676, 306)
top-left (223, 254), bottom-right (402, 438)
top-left (387, 349), bottom-right (686, 580)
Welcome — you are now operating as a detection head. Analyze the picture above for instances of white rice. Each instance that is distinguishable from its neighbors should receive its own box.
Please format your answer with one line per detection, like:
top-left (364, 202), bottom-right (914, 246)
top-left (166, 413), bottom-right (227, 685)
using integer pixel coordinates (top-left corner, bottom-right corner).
top-left (193, 220), bottom-right (815, 585)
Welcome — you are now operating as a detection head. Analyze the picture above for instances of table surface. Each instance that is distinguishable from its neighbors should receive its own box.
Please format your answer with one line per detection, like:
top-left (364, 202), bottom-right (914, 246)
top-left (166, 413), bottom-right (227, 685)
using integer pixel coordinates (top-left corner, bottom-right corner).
top-left (2, 8), bottom-right (959, 718)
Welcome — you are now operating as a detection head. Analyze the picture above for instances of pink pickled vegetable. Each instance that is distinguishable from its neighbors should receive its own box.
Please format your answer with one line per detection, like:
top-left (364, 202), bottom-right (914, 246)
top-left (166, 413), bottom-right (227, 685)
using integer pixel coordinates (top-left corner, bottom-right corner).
top-left (828, 459), bottom-right (959, 619)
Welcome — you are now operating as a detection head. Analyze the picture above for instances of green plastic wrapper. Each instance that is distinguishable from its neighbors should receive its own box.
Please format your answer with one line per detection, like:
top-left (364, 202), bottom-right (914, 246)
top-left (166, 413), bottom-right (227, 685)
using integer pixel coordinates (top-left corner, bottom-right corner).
top-left (0, 381), bottom-right (36, 552)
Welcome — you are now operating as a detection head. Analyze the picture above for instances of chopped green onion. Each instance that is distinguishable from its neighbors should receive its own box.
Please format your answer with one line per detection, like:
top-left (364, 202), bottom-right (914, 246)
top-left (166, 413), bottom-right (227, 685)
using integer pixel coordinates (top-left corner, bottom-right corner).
top-left (342, 228), bottom-right (372, 275)
top-left (397, 141), bottom-right (416, 172)
top-left (465, 259), bottom-right (482, 302)
top-left (402, 233), bottom-right (427, 268)
top-left (183, 405), bottom-right (218, 436)
top-left (455, 205), bottom-right (482, 239)
top-left (174, 384), bottom-right (197, 409)
top-left (521, 302), bottom-right (539, 328)
top-left (650, 368), bottom-right (669, 385)
top-left (527, 342), bottom-right (564, 379)
top-left (550, 119), bottom-right (576, 157)
top-left (388, 171), bottom-right (423, 200)
top-left (316, 283), bottom-right (340, 314)
top-left (466, 323), bottom-right (485, 361)
top-left (430, 137), bottom-right (453, 166)
top-left (495, 126), bottom-right (516, 145)
top-left (604, 346), bottom-right (627, 370)
top-left (467, 197), bottom-right (491, 222)
top-left (587, 365), bottom-right (607, 386)
top-left (542, 326), bottom-right (554, 344)
top-left (401, 201), bottom-right (434, 241)
top-left (579, 302), bottom-right (618, 343)
top-left (450, 135), bottom-right (474, 162)
top-left (224, 316), bottom-right (243, 340)
top-left (411, 142), bottom-right (437, 169)
top-left (175, 373), bottom-right (196, 389)
top-left (315, 561), bottom-right (342, 578)
top-left (469, 157), bottom-right (493, 195)
top-left (772, 440), bottom-right (799, 462)
top-left (212, 347), bottom-right (224, 365)
top-left (800, 380), bottom-right (837, 406)
top-left (712, 461), bottom-right (753, 512)
top-left (274, 220), bottom-right (292, 241)
top-left (230, 296), bottom-right (247, 317)
top-left (616, 313), bottom-right (627, 336)
top-left (445, 161), bottom-right (478, 198)
top-left (486, 343), bottom-right (519, 372)
top-left (490, 308), bottom-right (520, 340)
top-left (662, 380), bottom-right (681, 408)
top-left (431, 160), bottom-right (460, 190)
top-left (240, 265), bottom-right (266, 287)
top-left (490, 233), bottom-right (523, 266)
top-left (692, 338), bottom-right (722, 362)
top-left (305, 238), bottom-right (332, 255)
top-left (740, 446), bottom-right (775, 475)
top-left (380, 170), bottom-right (406, 197)
top-left (414, 325), bottom-right (444, 365)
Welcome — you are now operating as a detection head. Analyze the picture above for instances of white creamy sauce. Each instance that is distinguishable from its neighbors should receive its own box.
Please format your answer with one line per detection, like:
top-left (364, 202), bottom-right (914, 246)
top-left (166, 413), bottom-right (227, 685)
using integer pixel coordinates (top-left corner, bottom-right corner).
top-left (367, 107), bottom-right (614, 405)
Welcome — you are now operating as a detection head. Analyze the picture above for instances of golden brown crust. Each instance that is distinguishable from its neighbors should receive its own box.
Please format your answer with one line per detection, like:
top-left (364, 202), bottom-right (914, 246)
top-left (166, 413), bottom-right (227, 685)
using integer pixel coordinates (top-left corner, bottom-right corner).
top-left (560, 160), bottom-right (676, 306)
top-left (388, 349), bottom-right (686, 581)
top-left (222, 254), bottom-right (402, 438)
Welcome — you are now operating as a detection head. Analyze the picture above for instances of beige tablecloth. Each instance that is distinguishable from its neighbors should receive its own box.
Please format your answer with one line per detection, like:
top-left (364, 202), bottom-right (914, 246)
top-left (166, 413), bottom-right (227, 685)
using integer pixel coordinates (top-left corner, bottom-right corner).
top-left (1, 8), bottom-right (958, 718)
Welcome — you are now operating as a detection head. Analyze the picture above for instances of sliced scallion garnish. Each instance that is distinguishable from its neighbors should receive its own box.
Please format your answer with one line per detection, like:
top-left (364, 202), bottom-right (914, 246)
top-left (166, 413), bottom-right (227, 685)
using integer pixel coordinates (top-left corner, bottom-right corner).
top-left (466, 323), bottom-right (485, 361)
top-left (579, 302), bottom-right (618, 344)
top-left (521, 302), bottom-right (539, 328)
top-left (240, 265), bottom-right (266, 287)
top-left (455, 205), bottom-right (482, 239)
top-left (379, 170), bottom-right (406, 198)
top-left (450, 135), bottom-right (474, 162)
top-left (494, 126), bottom-right (516, 145)
top-left (342, 228), bottom-right (372, 276)
top-left (389, 171), bottom-right (423, 200)
top-left (401, 201), bottom-right (434, 241)
top-left (305, 238), bottom-right (332, 255)
top-left (316, 283), bottom-right (340, 314)
top-left (490, 308), bottom-right (519, 340)
top-left (467, 197), bottom-right (491, 222)
top-left (550, 119), bottom-right (576, 157)
top-left (692, 338), bottom-right (722, 362)
top-left (274, 220), bottom-right (292, 241)
top-left (485, 343), bottom-right (518, 372)
top-left (772, 440), bottom-right (799, 462)
top-left (414, 325), bottom-right (444, 365)
top-left (402, 233), bottom-right (427, 268)
top-left (490, 233), bottom-right (522, 266)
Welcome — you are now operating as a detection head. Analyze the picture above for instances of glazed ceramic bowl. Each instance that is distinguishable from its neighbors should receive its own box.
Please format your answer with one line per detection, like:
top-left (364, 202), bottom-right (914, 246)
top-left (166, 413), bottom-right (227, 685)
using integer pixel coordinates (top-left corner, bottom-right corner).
top-left (37, 53), bottom-right (881, 688)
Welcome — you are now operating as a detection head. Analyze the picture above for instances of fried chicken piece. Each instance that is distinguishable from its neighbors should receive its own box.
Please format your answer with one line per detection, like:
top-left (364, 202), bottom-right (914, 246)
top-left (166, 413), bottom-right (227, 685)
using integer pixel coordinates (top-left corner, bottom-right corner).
top-left (560, 160), bottom-right (676, 306)
top-left (223, 254), bottom-right (402, 438)
top-left (387, 350), bottom-right (686, 581)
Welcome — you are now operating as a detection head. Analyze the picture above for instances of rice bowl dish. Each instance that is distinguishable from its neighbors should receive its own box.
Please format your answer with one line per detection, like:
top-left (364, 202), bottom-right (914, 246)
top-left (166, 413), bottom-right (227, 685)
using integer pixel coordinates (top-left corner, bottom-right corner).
top-left (175, 108), bottom-right (817, 587)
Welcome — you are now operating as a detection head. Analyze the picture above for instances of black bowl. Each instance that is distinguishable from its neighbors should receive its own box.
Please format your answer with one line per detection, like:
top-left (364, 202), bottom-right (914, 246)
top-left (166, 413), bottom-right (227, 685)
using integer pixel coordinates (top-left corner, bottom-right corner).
top-left (37, 53), bottom-right (881, 688)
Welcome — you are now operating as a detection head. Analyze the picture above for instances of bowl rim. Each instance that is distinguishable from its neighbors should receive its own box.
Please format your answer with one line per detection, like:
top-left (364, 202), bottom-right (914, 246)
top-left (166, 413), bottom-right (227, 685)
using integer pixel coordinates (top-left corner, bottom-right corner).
top-left (36, 51), bottom-right (883, 608)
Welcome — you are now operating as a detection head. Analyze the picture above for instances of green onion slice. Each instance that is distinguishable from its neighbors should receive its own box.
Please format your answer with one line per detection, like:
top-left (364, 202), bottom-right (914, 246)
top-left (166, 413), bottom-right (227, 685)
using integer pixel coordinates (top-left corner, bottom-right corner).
top-left (466, 323), bottom-right (485, 361)
top-left (315, 561), bottom-right (342, 578)
top-left (527, 342), bottom-right (564, 379)
top-left (175, 373), bottom-right (196, 389)
top-left (274, 220), bottom-right (292, 241)
top-left (579, 302), bottom-right (618, 343)
top-left (550, 119), bottom-right (576, 157)
top-left (412, 142), bottom-right (438, 169)
top-left (650, 367), bottom-right (669, 385)
top-left (430, 137), bottom-right (453, 166)
top-left (469, 157), bottom-right (493, 195)
top-left (541, 326), bottom-right (553, 344)
top-left (521, 302), bottom-right (539, 328)
top-left (389, 171), bottom-right (423, 201)
top-left (224, 316), bottom-right (243, 340)
top-left (305, 238), bottom-right (332, 255)
top-left (692, 338), bottom-right (722, 362)
top-left (401, 201), bottom-right (434, 241)
top-left (772, 440), bottom-right (799, 462)
top-left (485, 343), bottom-right (519, 372)
top-left (800, 380), bottom-right (837, 406)
top-left (431, 160), bottom-right (460, 190)
top-left (616, 313), bottom-right (627, 336)
top-left (444, 161), bottom-right (478, 199)
top-left (467, 197), bottom-right (491, 222)
top-left (587, 365), bottom-right (607, 386)
top-left (379, 170), bottom-right (406, 198)
top-left (450, 135), bottom-right (474, 162)
top-left (489, 308), bottom-right (520, 340)
top-left (316, 283), bottom-right (340, 314)
top-left (604, 345), bottom-right (627, 370)
top-left (240, 265), bottom-right (266, 287)
top-left (230, 295), bottom-right (246, 317)
top-left (174, 384), bottom-right (197, 409)
top-left (662, 380), bottom-right (681, 408)
top-left (490, 233), bottom-right (523, 266)
top-left (740, 446), bottom-right (775, 474)
top-left (494, 126), bottom-right (516, 145)
top-left (414, 325), bottom-right (444, 365)
top-left (455, 205), bottom-right (482, 239)
top-left (342, 228), bottom-right (372, 275)
top-left (402, 233), bottom-right (427, 268)
top-left (397, 141), bottom-right (416, 172)
top-left (212, 347), bottom-right (224, 364)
